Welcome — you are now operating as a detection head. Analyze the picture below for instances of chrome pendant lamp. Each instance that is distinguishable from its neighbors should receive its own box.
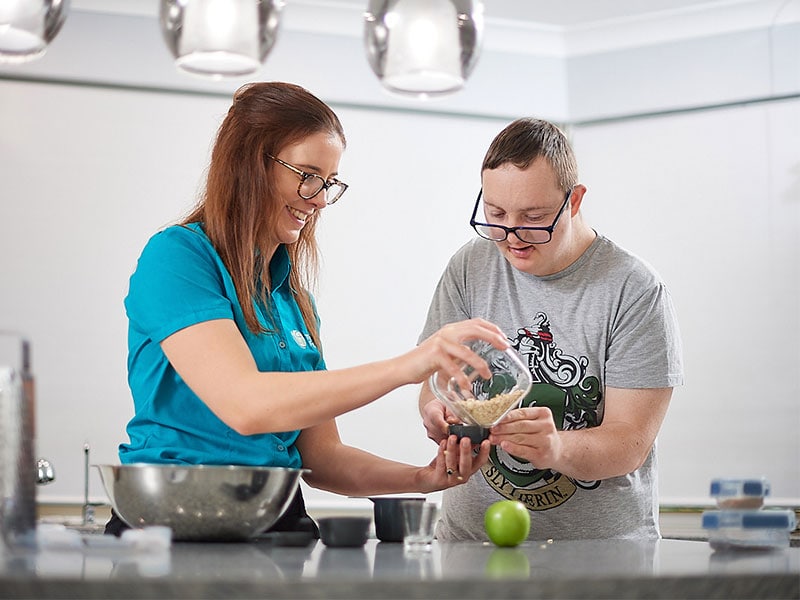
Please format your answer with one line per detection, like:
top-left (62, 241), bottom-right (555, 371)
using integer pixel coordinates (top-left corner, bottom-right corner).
top-left (159, 0), bottom-right (283, 79)
top-left (364, 0), bottom-right (484, 98)
top-left (0, 0), bottom-right (70, 63)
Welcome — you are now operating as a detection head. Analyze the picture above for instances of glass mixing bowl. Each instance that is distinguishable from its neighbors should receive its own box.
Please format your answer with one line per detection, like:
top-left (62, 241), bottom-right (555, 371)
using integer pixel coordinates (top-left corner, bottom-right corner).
top-left (429, 340), bottom-right (532, 440)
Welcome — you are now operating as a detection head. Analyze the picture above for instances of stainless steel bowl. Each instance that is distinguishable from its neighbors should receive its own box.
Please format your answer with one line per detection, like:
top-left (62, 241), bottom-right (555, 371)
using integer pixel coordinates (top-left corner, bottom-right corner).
top-left (95, 464), bottom-right (307, 541)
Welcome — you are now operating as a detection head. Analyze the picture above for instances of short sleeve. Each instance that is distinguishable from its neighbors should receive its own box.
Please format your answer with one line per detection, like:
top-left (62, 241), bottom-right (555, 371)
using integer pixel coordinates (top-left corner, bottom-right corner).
top-left (605, 282), bottom-right (684, 389)
top-left (125, 226), bottom-right (235, 344)
top-left (418, 245), bottom-right (471, 344)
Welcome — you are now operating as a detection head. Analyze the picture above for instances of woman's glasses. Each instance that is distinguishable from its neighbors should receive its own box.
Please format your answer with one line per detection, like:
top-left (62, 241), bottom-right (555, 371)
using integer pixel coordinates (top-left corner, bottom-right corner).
top-left (268, 155), bottom-right (348, 205)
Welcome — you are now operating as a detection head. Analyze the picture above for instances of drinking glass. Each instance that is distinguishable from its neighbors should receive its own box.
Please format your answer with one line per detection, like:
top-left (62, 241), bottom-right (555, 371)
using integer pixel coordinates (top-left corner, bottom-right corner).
top-left (401, 500), bottom-right (437, 551)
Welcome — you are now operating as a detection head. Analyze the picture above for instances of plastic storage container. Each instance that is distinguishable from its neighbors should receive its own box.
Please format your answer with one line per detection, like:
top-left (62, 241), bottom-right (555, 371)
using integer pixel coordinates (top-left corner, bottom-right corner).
top-left (710, 477), bottom-right (771, 509)
top-left (701, 509), bottom-right (796, 550)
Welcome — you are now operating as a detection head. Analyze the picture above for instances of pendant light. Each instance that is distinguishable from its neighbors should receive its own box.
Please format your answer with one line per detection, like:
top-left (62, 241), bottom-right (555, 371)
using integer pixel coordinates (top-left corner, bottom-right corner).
top-left (159, 0), bottom-right (283, 79)
top-left (0, 0), bottom-right (69, 63)
top-left (364, 0), bottom-right (484, 98)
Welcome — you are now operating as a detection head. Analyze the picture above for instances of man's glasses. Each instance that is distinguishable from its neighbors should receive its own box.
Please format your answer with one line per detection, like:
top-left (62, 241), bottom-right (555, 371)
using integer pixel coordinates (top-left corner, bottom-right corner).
top-left (470, 187), bottom-right (573, 244)
top-left (267, 155), bottom-right (348, 205)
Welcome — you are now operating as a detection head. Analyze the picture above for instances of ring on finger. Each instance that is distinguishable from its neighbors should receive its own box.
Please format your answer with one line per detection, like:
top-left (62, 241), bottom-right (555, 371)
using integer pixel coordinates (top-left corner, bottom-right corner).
top-left (446, 468), bottom-right (454, 476)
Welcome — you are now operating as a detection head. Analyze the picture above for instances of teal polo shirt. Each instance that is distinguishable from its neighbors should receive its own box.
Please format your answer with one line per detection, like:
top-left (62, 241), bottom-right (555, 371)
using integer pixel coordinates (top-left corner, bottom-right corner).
top-left (120, 223), bottom-right (324, 467)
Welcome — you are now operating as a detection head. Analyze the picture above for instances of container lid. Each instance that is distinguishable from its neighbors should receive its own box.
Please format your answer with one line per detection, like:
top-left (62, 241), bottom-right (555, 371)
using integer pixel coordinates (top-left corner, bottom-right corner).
top-left (448, 424), bottom-right (489, 443)
top-left (709, 477), bottom-right (770, 498)
top-left (702, 509), bottom-right (796, 531)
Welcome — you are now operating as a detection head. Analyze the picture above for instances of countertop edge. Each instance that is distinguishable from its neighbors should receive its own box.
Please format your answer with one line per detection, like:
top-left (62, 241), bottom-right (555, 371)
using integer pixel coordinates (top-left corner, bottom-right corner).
top-left (1, 573), bottom-right (797, 600)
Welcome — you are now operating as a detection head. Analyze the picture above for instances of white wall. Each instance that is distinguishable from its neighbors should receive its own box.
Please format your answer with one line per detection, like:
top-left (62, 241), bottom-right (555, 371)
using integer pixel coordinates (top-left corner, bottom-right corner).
top-left (0, 5), bottom-right (798, 508)
top-left (572, 98), bottom-right (800, 505)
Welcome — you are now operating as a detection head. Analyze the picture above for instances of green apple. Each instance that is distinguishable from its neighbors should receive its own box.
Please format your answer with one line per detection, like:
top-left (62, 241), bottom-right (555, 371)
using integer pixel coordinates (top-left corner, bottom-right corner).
top-left (484, 500), bottom-right (530, 547)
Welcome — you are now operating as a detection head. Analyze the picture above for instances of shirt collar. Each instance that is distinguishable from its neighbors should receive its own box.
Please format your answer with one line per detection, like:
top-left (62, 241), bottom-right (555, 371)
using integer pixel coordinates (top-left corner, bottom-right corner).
top-left (269, 245), bottom-right (291, 290)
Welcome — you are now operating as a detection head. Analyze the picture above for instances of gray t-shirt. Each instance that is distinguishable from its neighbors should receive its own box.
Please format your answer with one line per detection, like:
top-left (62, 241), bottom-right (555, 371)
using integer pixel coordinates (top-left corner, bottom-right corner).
top-left (419, 234), bottom-right (683, 541)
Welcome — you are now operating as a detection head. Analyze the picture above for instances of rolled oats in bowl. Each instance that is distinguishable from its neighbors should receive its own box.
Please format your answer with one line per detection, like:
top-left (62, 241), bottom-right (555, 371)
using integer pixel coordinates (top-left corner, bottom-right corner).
top-left (451, 389), bottom-right (526, 428)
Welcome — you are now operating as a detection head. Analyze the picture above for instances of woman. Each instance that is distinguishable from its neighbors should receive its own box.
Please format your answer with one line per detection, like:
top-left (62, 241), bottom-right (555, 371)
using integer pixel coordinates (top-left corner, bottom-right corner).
top-left (107, 82), bottom-right (506, 536)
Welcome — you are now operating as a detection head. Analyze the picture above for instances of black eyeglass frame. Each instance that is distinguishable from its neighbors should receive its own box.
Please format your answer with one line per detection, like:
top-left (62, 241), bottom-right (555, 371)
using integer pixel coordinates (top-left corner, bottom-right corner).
top-left (469, 187), bottom-right (574, 245)
top-left (267, 154), bottom-right (349, 205)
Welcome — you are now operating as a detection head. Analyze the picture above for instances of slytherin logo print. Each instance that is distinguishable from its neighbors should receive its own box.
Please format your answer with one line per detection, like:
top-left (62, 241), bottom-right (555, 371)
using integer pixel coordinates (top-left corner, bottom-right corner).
top-left (482, 312), bottom-right (603, 511)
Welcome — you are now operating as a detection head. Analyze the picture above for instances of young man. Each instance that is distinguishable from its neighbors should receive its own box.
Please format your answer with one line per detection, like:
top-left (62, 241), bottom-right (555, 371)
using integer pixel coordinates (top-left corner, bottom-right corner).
top-left (418, 118), bottom-right (683, 541)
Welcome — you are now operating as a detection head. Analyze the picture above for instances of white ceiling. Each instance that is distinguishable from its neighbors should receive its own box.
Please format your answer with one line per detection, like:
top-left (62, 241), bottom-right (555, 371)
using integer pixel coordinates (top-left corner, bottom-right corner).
top-left (70, 0), bottom-right (782, 26)
top-left (70, 0), bottom-right (795, 56)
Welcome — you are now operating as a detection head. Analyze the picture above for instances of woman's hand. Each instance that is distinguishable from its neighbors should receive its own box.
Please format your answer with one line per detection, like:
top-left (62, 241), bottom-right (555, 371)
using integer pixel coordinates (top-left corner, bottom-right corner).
top-left (417, 434), bottom-right (491, 492)
top-left (299, 420), bottom-right (490, 497)
top-left (403, 318), bottom-right (509, 387)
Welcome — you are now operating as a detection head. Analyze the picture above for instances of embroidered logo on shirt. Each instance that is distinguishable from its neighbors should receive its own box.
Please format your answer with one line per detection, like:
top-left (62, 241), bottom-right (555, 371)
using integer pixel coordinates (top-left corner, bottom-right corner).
top-left (291, 330), bottom-right (307, 349)
top-left (482, 312), bottom-right (602, 511)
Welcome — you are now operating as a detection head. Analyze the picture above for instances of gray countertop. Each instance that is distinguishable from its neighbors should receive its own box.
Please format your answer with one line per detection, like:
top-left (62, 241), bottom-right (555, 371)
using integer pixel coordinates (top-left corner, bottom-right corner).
top-left (1, 537), bottom-right (798, 599)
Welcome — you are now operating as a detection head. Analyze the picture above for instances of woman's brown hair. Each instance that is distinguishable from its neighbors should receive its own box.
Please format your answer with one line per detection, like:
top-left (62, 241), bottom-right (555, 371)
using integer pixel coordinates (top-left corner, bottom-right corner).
top-left (182, 82), bottom-right (346, 350)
